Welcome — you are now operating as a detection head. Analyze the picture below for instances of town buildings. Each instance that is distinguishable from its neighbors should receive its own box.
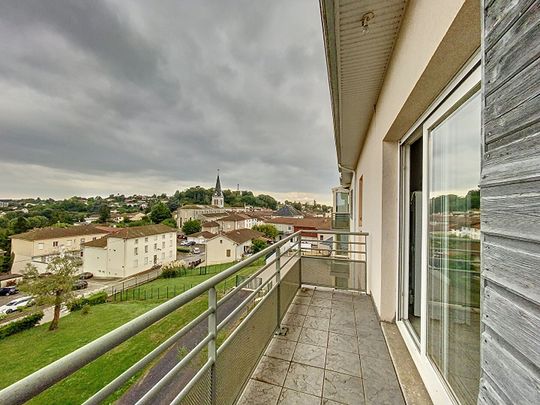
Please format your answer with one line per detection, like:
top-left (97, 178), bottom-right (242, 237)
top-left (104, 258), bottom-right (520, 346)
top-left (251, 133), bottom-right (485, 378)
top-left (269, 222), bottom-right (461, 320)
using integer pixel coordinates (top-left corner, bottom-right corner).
top-left (82, 224), bottom-right (176, 278)
top-left (9, 225), bottom-right (110, 273)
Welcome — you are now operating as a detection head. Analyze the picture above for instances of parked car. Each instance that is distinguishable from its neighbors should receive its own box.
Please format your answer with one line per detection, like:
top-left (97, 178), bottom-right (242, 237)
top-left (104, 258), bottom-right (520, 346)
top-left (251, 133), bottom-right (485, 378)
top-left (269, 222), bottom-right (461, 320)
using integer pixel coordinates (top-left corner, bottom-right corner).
top-left (78, 272), bottom-right (94, 280)
top-left (180, 240), bottom-right (191, 246)
top-left (192, 247), bottom-right (201, 254)
top-left (0, 286), bottom-right (19, 296)
top-left (0, 296), bottom-right (34, 314)
top-left (72, 280), bottom-right (88, 290)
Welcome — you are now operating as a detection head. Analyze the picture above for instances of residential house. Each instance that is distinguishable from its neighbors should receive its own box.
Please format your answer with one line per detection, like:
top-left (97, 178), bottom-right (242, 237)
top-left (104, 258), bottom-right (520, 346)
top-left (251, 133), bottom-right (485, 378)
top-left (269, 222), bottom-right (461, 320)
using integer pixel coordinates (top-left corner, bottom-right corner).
top-left (201, 221), bottom-right (220, 234)
top-left (216, 213), bottom-right (249, 232)
top-left (10, 225), bottom-right (110, 273)
top-left (205, 229), bottom-right (264, 265)
top-left (176, 205), bottom-right (226, 228)
top-left (186, 231), bottom-right (216, 245)
top-left (82, 224), bottom-right (176, 278)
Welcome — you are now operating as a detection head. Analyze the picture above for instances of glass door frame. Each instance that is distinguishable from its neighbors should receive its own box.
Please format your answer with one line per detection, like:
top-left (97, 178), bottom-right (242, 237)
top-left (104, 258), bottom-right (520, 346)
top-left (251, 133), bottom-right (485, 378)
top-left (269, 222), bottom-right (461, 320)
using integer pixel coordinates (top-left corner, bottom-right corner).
top-left (396, 51), bottom-right (481, 405)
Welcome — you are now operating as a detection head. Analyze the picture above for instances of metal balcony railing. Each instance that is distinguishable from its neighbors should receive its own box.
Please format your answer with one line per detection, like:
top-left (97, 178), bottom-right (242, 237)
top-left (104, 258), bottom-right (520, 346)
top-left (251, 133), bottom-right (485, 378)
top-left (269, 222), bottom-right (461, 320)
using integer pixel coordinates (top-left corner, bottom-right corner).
top-left (0, 230), bottom-right (368, 405)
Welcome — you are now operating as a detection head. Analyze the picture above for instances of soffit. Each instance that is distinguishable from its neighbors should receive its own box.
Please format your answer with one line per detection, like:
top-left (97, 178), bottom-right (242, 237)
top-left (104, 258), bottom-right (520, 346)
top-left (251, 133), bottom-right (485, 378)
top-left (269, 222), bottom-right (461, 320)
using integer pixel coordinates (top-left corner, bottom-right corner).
top-left (321, 0), bottom-right (407, 186)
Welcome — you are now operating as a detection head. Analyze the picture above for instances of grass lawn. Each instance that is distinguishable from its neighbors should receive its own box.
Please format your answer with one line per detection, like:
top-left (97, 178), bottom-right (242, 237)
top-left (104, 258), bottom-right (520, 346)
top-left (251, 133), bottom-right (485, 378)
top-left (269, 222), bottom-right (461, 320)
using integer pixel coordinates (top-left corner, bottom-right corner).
top-left (0, 259), bottom-right (265, 404)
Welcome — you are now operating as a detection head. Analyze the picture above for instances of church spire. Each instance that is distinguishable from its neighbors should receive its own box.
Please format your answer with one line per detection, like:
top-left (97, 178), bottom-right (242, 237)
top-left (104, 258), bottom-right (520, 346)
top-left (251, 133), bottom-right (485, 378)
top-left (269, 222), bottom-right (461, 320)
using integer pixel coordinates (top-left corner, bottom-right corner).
top-left (212, 170), bottom-right (224, 208)
top-left (213, 169), bottom-right (223, 197)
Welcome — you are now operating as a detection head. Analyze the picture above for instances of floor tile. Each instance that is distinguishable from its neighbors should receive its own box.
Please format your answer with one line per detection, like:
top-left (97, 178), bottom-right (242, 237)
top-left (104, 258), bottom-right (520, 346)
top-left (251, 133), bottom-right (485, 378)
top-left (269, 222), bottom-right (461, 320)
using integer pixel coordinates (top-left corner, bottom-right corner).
top-left (322, 399), bottom-right (343, 405)
top-left (358, 336), bottom-right (391, 360)
top-left (323, 370), bottom-right (364, 404)
top-left (266, 338), bottom-right (297, 361)
top-left (325, 348), bottom-right (361, 377)
top-left (294, 296), bottom-right (312, 305)
top-left (328, 332), bottom-right (358, 354)
top-left (361, 355), bottom-right (399, 385)
top-left (329, 322), bottom-right (356, 336)
top-left (299, 327), bottom-right (329, 348)
top-left (284, 362), bottom-right (324, 397)
top-left (310, 298), bottom-right (332, 308)
top-left (276, 325), bottom-right (302, 342)
top-left (252, 355), bottom-right (291, 386)
top-left (364, 378), bottom-right (405, 405)
top-left (313, 290), bottom-right (333, 299)
top-left (332, 300), bottom-right (354, 310)
top-left (278, 388), bottom-right (321, 405)
top-left (292, 342), bottom-right (326, 368)
top-left (332, 292), bottom-right (354, 302)
top-left (288, 304), bottom-right (309, 315)
top-left (282, 312), bottom-right (306, 327)
top-left (297, 288), bottom-right (314, 297)
top-left (307, 305), bottom-right (331, 319)
top-left (304, 316), bottom-right (330, 331)
top-left (237, 379), bottom-right (282, 405)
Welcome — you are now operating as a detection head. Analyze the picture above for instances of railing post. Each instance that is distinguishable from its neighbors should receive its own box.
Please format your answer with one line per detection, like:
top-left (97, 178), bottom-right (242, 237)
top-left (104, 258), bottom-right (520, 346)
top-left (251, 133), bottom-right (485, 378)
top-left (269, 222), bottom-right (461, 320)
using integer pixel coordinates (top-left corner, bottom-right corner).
top-left (297, 233), bottom-right (302, 286)
top-left (208, 287), bottom-right (217, 404)
top-left (274, 244), bottom-right (287, 336)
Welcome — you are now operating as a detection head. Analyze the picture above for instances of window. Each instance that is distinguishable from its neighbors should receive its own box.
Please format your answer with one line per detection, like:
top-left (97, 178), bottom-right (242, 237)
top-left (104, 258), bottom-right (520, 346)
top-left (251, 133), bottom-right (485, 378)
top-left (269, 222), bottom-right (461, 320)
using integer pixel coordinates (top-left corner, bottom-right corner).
top-left (134, 260), bottom-right (138, 267)
top-left (38, 243), bottom-right (44, 250)
top-left (53, 241), bottom-right (59, 247)
top-left (162, 234), bottom-right (165, 239)
top-left (144, 257), bottom-right (148, 265)
top-left (145, 245), bottom-right (148, 253)
top-left (135, 239), bottom-right (138, 245)
top-left (154, 243), bottom-right (157, 249)
top-left (154, 236), bottom-right (158, 241)
top-left (161, 252), bottom-right (165, 259)
top-left (162, 241), bottom-right (165, 249)
top-left (80, 238), bottom-right (85, 244)
top-left (220, 240), bottom-right (223, 244)
top-left (145, 237), bottom-right (148, 242)
top-left (134, 247), bottom-right (138, 255)
top-left (169, 251), bottom-right (172, 258)
top-left (226, 249), bottom-right (231, 257)
top-left (67, 240), bottom-right (72, 247)
top-left (398, 59), bottom-right (481, 405)
top-left (169, 240), bottom-right (172, 247)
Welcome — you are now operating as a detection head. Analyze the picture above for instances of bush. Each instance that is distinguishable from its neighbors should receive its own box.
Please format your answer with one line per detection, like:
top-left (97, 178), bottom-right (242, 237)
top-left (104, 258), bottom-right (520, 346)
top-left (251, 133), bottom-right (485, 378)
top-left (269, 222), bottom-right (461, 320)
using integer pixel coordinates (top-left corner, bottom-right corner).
top-left (161, 266), bottom-right (180, 278)
top-left (81, 304), bottom-right (90, 315)
top-left (0, 311), bottom-right (44, 340)
top-left (68, 291), bottom-right (108, 311)
top-left (177, 247), bottom-right (191, 253)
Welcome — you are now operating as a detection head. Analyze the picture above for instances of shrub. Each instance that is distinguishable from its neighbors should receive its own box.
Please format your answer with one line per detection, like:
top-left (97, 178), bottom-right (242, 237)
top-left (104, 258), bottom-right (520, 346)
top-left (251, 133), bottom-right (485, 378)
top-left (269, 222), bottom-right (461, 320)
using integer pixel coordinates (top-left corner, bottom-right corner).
top-left (68, 291), bottom-right (108, 311)
top-left (0, 311), bottom-right (44, 340)
top-left (81, 304), bottom-right (90, 315)
top-left (161, 267), bottom-right (180, 278)
top-left (177, 247), bottom-right (191, 253)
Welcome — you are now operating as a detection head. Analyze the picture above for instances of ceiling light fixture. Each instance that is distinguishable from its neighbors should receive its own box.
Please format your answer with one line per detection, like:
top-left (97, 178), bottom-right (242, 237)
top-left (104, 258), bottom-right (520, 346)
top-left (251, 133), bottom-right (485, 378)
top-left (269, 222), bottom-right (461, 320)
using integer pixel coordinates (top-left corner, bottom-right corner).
top-left (361, 11), bottom-right (375, 34)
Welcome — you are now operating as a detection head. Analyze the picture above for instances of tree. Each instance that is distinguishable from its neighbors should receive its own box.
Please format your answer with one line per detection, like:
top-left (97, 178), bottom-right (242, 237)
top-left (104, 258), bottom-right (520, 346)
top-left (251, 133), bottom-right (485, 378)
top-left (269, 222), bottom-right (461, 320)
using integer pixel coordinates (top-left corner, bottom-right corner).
top-left (150, 202), bottom-right (172, 223)
top-left (19, 256), bottom-right (81, 331)
top-left (11, 216), bottom-right (30, 234)
top-left (161, 218), bottom-right (177, 228)
top-left (251, 238), bottom-right (268, 253)
top-left (98, 204), bottom-right (110, 222)
top-left (182, 219), bottom-right (201, 235)
top-left (252, 224), bottom-right (278, 239)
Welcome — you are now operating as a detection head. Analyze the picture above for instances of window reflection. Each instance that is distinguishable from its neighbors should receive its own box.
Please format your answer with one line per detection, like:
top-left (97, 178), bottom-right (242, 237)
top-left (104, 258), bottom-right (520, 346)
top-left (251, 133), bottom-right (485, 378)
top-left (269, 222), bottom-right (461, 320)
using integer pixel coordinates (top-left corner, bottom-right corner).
top-left (428, 92), bottom-right (481, 405)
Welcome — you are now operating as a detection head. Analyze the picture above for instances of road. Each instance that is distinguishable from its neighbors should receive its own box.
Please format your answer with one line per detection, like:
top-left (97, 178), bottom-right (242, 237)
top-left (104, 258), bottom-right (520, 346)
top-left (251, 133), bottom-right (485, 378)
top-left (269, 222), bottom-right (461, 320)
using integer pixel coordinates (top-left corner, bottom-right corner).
top-left (118, 290), bottom-right (250, 404)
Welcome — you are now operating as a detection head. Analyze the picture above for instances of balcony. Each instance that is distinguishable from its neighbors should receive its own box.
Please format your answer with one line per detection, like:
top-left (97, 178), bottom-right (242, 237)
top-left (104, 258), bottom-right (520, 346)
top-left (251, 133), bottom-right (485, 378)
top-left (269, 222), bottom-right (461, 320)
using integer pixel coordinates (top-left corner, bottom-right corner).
top-left (0, 231), bottom-right (409, 405)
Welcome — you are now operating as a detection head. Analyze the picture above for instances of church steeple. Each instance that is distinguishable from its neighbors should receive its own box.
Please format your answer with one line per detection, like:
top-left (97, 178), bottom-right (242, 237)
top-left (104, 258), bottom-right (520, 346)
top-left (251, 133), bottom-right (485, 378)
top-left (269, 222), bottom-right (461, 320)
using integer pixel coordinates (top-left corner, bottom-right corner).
top-left (212, 170), bottom-right (224, 208)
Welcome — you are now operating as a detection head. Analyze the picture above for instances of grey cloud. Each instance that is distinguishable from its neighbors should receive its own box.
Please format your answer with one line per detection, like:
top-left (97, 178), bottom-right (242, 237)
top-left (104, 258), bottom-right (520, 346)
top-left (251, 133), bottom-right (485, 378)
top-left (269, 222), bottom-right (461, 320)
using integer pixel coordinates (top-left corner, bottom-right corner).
top-left (0, 0), bottom-right (337, 200)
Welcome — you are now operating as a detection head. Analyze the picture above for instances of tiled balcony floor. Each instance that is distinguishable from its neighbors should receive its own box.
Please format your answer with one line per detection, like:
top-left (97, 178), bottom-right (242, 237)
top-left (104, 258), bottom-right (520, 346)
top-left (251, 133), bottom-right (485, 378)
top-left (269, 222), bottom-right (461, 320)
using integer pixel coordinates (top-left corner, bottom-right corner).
top-left (238, 286), bottom-right (405, 405)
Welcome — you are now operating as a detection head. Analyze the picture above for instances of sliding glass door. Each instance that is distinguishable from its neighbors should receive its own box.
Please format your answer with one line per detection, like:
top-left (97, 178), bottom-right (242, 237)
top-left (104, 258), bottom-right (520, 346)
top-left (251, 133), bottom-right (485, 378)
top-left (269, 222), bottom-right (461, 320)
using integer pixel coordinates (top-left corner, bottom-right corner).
top-left (399, 59), bottom-right (481, 404)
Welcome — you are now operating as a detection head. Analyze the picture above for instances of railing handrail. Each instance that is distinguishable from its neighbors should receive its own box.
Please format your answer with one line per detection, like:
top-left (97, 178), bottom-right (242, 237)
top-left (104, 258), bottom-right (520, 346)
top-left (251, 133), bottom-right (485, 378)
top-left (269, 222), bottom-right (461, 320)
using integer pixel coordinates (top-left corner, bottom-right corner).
top-left (0, 231), bottom-right (302, 405)
top-left (0, 229), bottom-right (367, 405)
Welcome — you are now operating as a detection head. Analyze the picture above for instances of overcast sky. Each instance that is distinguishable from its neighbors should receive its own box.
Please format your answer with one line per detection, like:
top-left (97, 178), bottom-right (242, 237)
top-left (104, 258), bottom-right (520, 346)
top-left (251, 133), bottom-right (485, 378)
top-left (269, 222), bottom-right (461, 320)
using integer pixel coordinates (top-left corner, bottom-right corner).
top-left (0, 0), bottom-right (337, 204)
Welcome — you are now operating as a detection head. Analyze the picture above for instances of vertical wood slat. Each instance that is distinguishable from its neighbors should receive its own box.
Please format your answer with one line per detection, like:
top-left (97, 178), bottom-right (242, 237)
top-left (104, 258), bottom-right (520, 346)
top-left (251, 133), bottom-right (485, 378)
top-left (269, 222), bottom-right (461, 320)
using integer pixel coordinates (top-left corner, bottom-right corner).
top-left (481, 1), bottom-right (540, 404)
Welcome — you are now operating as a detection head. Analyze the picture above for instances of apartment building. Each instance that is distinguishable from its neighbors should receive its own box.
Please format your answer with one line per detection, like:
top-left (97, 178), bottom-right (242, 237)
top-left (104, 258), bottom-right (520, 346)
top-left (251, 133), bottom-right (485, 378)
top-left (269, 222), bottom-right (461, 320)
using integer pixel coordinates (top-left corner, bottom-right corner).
top-left (320, 0), bottom-right (539, 404)
top-left (82, 224), bottom-right (176, 278)
top-left (9, 225), bottom-right (110, 273)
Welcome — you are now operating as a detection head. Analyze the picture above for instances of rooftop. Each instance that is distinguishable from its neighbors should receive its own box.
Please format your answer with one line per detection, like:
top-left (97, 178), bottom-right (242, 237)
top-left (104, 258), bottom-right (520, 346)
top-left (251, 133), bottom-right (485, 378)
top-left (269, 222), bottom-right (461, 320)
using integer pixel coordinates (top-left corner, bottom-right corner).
top-left (10, 225), bottom-right (108, 241)
top-left (109, 224), bottom-right (175, 239)
top-left (274, 205), bottom-right (303, 217)
top-left (221, 228), bottom-right (264, 244)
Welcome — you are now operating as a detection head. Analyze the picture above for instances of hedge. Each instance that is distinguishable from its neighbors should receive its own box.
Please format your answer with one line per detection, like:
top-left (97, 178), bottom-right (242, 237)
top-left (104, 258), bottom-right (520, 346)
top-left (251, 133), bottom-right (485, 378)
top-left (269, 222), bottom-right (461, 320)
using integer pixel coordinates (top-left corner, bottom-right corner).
top-left (0, 311), bottom-right (44, 340)
top-left (68, 291), bottom-right (108, 311)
